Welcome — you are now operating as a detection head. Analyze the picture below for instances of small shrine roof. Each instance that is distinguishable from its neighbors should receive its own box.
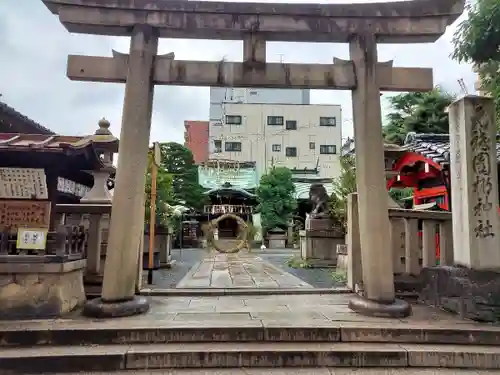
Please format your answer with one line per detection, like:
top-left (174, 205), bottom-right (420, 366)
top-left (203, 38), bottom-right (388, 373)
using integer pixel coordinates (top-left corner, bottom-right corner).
top-left (0, 118), bottom-right (118, 154)
top-left (0, 133), bottom-right (117, 154)
top-left (0, 118), bottom-right (118, 172)
top-left (0, 100), bottom-right (55, 135)
top-left (198, 161), bottom-right (258, 190)
top-left (402, 132), bottom-right (500, 166)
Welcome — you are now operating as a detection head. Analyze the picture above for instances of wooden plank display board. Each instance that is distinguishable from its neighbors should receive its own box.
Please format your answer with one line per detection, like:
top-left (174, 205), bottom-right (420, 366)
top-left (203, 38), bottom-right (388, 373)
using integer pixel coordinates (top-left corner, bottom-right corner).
top-left (0, 200), bottom-right (51, 234)
top-left (0, 168), bottom-right (48, 199)
top-left (16, 228), bottom-right (49, 250)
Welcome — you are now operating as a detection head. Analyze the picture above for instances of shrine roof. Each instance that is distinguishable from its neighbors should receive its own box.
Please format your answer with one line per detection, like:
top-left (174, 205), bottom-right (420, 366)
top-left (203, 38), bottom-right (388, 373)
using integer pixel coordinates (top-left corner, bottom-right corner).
top-left (0, 100), bottom-right (55, 135)
top-left (198, 161), bottom-right (258, 190)
top-left (402, 132), bottom-right (500, 166)
top-left (0, 133), bottom-right (117, 154)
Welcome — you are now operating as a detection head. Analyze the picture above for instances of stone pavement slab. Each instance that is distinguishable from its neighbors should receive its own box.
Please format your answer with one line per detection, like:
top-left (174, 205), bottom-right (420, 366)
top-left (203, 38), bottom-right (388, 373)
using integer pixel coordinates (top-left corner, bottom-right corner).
top-left (176, 252), bottom-right (312, 289)
top-left (1, 293), bottom-right (497, 331)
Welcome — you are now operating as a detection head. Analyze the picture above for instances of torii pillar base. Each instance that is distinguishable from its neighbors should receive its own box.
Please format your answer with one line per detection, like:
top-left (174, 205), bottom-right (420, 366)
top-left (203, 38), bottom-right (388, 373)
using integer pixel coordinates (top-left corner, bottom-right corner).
top-left (348, 295), bottom-right (411, 318)
top-left (83, 296), bottom-right (150, 318)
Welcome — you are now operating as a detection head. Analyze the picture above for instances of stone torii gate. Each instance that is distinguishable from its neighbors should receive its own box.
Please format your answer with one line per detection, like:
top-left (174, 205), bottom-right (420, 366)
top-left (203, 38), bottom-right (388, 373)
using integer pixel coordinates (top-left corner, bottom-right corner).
top-left (41, 0), bottom-right (464, 318)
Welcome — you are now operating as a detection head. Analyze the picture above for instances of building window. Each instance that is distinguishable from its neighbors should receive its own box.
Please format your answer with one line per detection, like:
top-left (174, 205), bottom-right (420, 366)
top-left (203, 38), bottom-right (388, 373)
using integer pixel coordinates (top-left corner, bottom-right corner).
top-left (225, 115), bottom-right (242, 125)
top-left (272, 144), bottom-right (281, 152)
top-left (286, 147), bottom-right (297, 157)
top-left (214, 140), bottom-right (222, 153)
top-left (267, 116), bottom-right (284, 126)
top-left (285, 120), bottom-right (297, 130)
top-left (309, 142), bottom-right (315, 150)
top-left (319, 117), bottom-right (336, 126)
top-left (319, 145), bottom-right (337, 154)
top-left (225, 142), bottom-right (242, 152)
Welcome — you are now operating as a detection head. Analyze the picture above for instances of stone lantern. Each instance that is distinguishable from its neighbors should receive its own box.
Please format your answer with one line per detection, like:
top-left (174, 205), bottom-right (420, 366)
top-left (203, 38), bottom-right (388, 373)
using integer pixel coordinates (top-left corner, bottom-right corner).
top-left (80, 118), bottom-right (119, 204)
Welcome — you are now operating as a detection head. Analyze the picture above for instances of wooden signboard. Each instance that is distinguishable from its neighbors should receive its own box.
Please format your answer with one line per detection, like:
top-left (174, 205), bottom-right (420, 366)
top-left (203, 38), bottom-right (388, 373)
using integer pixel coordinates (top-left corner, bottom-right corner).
top-left (0, 200), bottom-right (51, 233)
top-left (16, 228), bottom-right (48, 250)
top-left (0, 168), bottom-right (48, 199)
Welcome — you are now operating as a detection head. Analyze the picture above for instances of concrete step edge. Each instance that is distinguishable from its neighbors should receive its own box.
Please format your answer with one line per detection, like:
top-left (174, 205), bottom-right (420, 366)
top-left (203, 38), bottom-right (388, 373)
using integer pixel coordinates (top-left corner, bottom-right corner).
top-left (32, 370), bottom-right (499, 375)
top-left (1, 343), bottom-right (500, 373)
top-left (2, 323), bottom-right (500, 347)
top-left (139, 287), bottom-right (352, 296)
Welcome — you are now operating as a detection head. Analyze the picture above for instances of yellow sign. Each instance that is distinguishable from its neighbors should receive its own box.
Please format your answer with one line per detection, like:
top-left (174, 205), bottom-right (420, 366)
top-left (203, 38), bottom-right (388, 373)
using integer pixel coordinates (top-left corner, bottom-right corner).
top-left (16, 228), bottom-right (48, 250)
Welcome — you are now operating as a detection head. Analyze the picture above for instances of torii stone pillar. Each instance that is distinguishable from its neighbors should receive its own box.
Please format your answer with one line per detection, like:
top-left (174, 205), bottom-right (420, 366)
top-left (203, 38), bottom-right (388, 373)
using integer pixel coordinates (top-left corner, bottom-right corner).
top-left (83, 25), bottom-right (158, 317)
top-left (347, 34), bottom-right (411, 317)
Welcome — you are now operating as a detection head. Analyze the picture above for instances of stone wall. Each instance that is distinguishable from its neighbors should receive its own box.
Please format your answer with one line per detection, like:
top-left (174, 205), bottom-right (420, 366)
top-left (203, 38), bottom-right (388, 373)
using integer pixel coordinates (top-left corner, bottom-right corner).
top-left (0, 260), bottom-right (86, 319)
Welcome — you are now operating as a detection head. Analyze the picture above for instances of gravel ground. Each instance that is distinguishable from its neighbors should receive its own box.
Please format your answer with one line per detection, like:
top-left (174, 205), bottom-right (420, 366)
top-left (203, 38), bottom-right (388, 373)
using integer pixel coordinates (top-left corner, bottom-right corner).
top-left (253, 248), bottom-right (345, 289)
top-left (149, 248), bottom-right (208, 289)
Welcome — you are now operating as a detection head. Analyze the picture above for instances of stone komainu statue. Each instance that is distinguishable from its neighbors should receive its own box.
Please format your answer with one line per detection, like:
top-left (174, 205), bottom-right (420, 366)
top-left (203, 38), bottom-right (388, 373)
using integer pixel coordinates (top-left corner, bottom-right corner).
top-left (308, 183), bottom-right (329, 219)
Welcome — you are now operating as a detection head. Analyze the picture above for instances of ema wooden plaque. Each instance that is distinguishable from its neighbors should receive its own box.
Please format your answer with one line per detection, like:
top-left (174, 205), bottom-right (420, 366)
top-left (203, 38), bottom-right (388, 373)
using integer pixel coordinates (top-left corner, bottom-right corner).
top-left (0, 200), bottom-right (51, 233)
top-left (0, 168), bottom-right (48, 199)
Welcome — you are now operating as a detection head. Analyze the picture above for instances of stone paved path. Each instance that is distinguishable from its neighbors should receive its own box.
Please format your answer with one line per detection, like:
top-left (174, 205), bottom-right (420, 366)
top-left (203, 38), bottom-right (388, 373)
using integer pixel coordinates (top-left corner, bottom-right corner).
top-left (176, 251), bottom-right (312, 289)
top-left (9, 294), bottom-right (492, 328)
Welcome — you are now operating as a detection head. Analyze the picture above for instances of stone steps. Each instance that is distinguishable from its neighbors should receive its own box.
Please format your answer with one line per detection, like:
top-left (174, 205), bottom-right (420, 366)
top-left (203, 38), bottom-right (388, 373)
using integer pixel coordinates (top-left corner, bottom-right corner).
top-left (2, 323), bottom-right (500, 347)
top-left (2, 342), bottom-right (500, 373)
top-left (0, 319), bottom-right (500, 375)
top-left (1, 322), bottom-right (500, 373)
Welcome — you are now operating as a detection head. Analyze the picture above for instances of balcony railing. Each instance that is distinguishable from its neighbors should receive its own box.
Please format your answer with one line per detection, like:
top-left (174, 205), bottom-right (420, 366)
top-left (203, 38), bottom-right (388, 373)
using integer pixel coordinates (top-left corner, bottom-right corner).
top-left (55, 204), bottom-right (111, 290)
top-left (346, 193), bottom-right (453, 292)
top-left (204, 204), bottom-right (253, 215)
top-left (388, 208), bottom-right (453, 275)
top-left (0, 224), bottom-right (87, 262)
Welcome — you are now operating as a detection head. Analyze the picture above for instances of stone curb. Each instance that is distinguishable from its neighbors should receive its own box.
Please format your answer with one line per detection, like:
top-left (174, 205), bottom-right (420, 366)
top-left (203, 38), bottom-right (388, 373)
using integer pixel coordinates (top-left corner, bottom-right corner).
top-left (139, 287), bottom-right (352, 296)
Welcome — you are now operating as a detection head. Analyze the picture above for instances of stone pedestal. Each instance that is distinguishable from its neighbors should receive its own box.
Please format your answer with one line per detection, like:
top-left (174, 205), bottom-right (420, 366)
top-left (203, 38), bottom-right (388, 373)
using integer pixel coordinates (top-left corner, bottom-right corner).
top-left (267, 229), bottom-right (287, 248)
top-left (143, 228), bottom-right (172, 269)
top-left (419, 96), bottom-right (500, 322)
top-left (0, 260), bottom-right (86, 319)
top-left (159, 233), bottom-right (173, 268)
top-left (346, 193), bottom-right (362, 291)
top-left (300, 218), bottom-right (344, 267)
top-left (336, 244), bottom-right (348, 272)
top-left (420, 266), bottom-right (500, 322)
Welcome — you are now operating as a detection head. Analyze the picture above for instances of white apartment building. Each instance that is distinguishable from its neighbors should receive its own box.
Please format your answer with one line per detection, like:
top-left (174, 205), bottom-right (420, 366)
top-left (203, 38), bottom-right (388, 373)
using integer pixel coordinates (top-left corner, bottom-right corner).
top-left (209, 87), bottom-right (310, 127)
top-left (209, 103), bottom-right (342, 179)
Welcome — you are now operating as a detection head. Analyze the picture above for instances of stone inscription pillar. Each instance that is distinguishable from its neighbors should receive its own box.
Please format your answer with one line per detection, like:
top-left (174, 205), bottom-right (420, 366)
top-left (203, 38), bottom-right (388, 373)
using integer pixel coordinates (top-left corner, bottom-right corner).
top-left (347, 34), bottom-right (410, 318)
top-left (449, 96), bottom-right (500, 268)
top-left (83, 25), bottom-right (158, 318)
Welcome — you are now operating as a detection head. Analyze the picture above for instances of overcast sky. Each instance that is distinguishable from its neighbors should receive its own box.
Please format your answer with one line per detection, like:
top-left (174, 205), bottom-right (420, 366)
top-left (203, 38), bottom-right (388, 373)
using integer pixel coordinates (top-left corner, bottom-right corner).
top-left (0, 0), bottom-right (476, 142)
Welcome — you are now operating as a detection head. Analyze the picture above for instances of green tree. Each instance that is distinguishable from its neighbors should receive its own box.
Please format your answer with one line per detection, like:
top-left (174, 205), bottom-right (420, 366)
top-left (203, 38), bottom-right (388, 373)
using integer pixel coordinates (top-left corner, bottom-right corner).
top-left (144, 153), bottom-right (176, 227)
top-left (256, 167), bottom-right (297, 233)
top-left (383, 89), bottom-right (455, 145)
top-left (329, 155), bottom-right (357, 229)
top-left (452, 0), bottom-right (500, 65)
top-left (159, 142), bottom-right (206, 211)
top-left (329, 155), bottom-right (413, 228)
top-left (452, 0), bottom-right (500, 128)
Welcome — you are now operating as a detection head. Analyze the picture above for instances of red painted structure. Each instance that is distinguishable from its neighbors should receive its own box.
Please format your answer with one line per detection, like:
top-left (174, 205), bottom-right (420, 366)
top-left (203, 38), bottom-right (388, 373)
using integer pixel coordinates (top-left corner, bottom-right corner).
top-left (184, 120), bottom-right (209, 164)
top-left (387, 151), bottom-right (449, 210)
top-left (387, 151), bottom-right (448, 259)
